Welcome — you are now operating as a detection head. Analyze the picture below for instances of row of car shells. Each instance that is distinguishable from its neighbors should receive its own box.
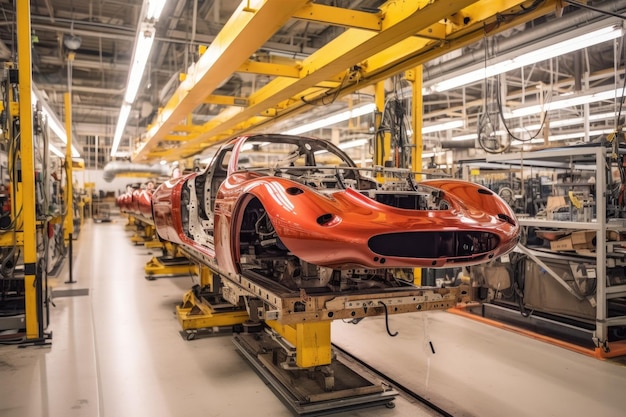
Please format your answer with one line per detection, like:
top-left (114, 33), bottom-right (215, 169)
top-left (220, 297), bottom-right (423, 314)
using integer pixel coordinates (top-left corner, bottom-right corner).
top-left (116, 184), bottom-right (155, 220)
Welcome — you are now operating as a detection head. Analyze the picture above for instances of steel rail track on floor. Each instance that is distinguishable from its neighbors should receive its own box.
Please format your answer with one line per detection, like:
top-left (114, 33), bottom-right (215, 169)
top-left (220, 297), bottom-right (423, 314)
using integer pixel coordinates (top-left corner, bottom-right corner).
top-left (169, 243), bottom-right (469, 415)
top-left (233, 331), bottom-right (398, 416)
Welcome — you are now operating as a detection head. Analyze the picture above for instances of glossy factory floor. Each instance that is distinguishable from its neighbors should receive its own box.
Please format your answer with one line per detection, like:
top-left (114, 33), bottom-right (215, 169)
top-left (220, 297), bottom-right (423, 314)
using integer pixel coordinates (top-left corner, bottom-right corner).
top-left (0, 219), bottom-right (625, 417)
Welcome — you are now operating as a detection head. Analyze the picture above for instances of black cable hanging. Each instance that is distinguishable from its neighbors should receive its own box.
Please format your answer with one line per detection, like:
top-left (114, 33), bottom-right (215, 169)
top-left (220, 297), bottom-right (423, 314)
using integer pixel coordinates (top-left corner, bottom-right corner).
top-left (477, 36), bottom-right (510, 153)
top-left (378, 301), bottom-right (398, 337)
top-left (375, 80), bottom-right (412, 168)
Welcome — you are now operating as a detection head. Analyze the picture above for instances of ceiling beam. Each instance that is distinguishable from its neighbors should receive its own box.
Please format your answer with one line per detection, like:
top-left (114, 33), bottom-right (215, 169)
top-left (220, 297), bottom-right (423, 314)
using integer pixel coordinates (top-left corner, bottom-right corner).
top-left (134, 0), bottom-right (311, 160)
top-left (142, 0), bottom-right (481, 160)
top-left (135, 0), bottom-right (563, 162)
top-left (291, 3), bottom-right (383, 31)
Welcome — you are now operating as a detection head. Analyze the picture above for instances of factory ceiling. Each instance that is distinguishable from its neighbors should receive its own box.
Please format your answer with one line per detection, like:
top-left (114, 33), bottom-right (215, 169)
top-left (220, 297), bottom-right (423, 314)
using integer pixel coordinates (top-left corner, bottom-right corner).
top-left (0, 0), bottom-right (624, 168)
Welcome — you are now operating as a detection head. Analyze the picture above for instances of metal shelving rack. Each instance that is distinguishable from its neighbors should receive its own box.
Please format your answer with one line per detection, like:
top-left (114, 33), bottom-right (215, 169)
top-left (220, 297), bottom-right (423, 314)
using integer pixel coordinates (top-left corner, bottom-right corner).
top-left (485, 145), bottom-right (626, 354)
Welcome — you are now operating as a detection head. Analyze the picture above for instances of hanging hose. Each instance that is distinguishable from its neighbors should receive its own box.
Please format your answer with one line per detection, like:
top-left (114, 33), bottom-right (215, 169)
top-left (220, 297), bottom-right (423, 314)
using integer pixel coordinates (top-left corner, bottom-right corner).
top-left (378, 301), bottom-right (398, 337)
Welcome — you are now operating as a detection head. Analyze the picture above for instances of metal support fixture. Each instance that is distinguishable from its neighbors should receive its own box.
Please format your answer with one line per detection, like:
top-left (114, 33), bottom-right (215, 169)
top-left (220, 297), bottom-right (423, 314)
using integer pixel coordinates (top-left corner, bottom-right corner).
top-left (177, 289), bottom-right (249, 340)
top-left (124, 215), bottom-right (137, 231)
top-left (143, 239), bottom-right (164, 250)
top-left (516, 244), bottom-right (585, 301)
top-left (130, 223), bottom-right (156, 245)
top-left (233, 328), bottom-right (398, 415)
top-left (169, 241), bottom-right (470, 411)
top-left (144, 255), bottom-right (197, 279)
top-left (265, 320), bottom-right (331, 368)
top-left (176, 267), bottom-right (248, 339)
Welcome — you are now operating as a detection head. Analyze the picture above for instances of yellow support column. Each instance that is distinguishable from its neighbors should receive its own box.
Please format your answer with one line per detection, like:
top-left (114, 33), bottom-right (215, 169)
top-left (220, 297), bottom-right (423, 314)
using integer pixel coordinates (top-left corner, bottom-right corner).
top-left (407, 66), bottom-right (423, 175)
top-left (17, 0), bottom-right (40, 339)
top-left (63, 92), bottom-right (74, 241)
top-left (266, 320), bottom-right (332, 368)
top-left (199, 265), bottom-right (213, 289)
top-left (407, 66), bottom-right (423, 286)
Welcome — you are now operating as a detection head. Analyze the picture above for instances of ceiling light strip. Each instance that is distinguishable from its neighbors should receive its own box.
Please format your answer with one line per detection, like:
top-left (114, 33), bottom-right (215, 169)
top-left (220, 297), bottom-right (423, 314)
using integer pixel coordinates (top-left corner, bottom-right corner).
top-left (427, 24), bottom-right (624, 94)
top-left (111, 0), bottom-right (166, 156)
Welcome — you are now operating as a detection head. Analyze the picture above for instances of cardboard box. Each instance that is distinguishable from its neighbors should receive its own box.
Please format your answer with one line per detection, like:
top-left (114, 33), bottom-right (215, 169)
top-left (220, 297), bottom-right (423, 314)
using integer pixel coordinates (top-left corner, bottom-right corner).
top-left (549, 230), bottom-right (596, 251)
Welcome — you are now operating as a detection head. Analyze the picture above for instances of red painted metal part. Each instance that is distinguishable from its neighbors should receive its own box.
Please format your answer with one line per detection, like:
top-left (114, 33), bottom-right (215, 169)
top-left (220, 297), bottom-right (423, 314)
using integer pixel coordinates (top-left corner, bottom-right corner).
top-left (151, 134), bottom-right (520, 275)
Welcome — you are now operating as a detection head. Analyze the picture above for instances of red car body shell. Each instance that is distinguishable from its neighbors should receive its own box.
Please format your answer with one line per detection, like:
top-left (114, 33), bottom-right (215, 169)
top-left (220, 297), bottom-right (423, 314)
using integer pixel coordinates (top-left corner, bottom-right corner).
top-left (152, 135), bottom-right (520, 275)
top-left (117, 188), bottom-right (153, 220)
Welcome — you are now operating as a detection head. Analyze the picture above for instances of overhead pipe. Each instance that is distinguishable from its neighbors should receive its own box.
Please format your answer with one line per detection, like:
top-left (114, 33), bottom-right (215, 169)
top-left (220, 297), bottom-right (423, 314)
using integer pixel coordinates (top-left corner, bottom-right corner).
top-left (102, 161), bottom-right (171, 182)
top-left (439, 139), bottom-right (476, 149)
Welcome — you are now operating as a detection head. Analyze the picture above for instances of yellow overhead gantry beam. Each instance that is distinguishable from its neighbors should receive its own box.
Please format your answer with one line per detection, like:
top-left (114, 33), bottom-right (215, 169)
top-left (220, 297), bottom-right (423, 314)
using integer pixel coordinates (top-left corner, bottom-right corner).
top-left (134, 0), bottom-right (311, 160)
top-left (133, 0), bottom-right (561, 163)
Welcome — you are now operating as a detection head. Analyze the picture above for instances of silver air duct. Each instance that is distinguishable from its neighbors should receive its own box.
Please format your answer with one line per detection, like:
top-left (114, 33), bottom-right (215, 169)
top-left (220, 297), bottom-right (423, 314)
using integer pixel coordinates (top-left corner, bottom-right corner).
top-left (102, 161), bottom-right (171, 182)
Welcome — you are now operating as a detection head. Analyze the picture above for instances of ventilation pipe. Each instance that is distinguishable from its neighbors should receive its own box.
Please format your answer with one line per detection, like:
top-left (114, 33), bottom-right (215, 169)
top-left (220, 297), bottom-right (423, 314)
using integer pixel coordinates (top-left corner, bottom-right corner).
top-left (102, 161), bottom-right (171, 182)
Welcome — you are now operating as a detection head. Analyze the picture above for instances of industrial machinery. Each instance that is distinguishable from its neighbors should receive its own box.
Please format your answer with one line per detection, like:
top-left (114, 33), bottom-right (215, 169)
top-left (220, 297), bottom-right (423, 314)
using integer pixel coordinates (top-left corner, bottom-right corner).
top-left (151, 133), bottom-right (520, 413)
top-left (0, 64), bottom-right (72, 342)
top-left (463, 145), bottom-right (626, 357)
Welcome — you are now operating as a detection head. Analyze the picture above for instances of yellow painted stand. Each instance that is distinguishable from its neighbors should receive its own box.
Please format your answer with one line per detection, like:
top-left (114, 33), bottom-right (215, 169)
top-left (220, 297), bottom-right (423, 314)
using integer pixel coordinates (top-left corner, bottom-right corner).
top-left (124, 215), bottom-right (136, 231)
top-left (176, 290), bottom-right (249, 337)
top-left (144, 256), bottom-right (197, 279)
top-left (266, 320), bottom-right (332, 368)
top-left (144, 239), bottom-right (164, 250)
top-left (176, 266), bottom-right (248, 338)
top-left (130, 224), bottom-right (155, 245)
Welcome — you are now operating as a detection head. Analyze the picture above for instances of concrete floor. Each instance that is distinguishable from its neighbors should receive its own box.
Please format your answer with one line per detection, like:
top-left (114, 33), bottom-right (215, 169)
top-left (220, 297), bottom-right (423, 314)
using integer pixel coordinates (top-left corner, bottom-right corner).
top-left (0, 219), bottom-right (625, 417)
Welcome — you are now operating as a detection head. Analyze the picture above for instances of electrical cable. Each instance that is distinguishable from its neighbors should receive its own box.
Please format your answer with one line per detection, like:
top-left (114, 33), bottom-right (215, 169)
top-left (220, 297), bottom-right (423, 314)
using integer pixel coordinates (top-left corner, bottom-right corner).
top-left (376, 95), bottom-right (412, 168)
top-left (478, 36), bottom-right (510, 153)
top-left (378, 301), bottom-right (398, 337)
top-left (495, 74), bottom-right (548, 143)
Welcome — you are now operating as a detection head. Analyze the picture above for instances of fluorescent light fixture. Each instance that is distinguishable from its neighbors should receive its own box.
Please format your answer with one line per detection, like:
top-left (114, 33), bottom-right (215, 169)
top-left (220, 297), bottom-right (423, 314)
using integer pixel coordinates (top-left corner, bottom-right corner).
top-left (511, 128), bottom-right (613, 145)
top-left (48, 143), bottom-right (65, 158)
top-left (111, 103), bottom-right (132, 156)
top-left (508, 88), bottom-right (623, 118)
top-left (422, 119), bottom-right (464, 134)
top-left (338, 138), bottom-right (368, 150)
top-left (428, 25), bottom-right (623, 93)
top-left (509, 111), bottom-right (618, 133)
top-left (111, 0), bottom-right (164, 156)
top-left (283, 103), bottom-right (376, 135)
top-left (451, 133), bottom-right (478, 141)
top-left (124, 30), bottom-right (155, 104)
top-left (146, 0), bottom-right (167, 20)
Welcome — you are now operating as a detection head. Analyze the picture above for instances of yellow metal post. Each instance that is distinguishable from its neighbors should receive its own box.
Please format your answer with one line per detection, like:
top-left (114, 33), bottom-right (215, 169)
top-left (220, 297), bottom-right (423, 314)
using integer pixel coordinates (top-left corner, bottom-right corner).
top-left (266, 320), bottom-right (332, 368)
top-left (64, 92), bottom-right (74, 240)
top-left (407, 66), bottom-right (423, 175)
top-left (407, 66), bottom-right (423, 285)
top-left (17, 0), bottom-right (40, 339)
top-left (199, 265), bottom-right (213, 289)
